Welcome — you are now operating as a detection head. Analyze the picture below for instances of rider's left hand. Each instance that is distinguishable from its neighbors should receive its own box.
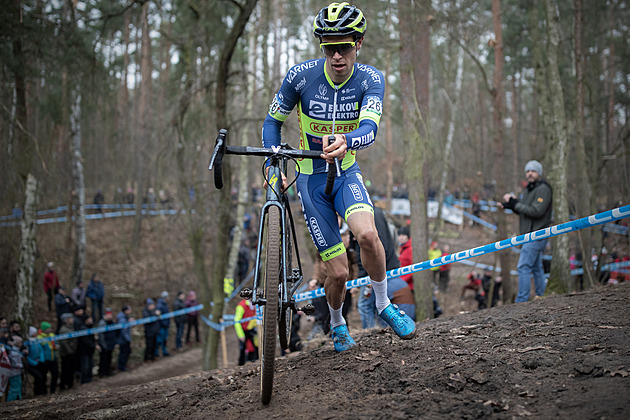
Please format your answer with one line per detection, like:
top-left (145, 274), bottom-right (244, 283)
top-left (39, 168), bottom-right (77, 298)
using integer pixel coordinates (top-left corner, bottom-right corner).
top-left (321, 134), bottom-right (347, 164)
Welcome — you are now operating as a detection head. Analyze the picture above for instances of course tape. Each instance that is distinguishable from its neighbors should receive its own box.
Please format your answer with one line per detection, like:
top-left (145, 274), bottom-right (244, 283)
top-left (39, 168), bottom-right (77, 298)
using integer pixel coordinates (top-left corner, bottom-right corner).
top-left (293, 205), bottom-right (630, 303)
top-left (201, 315), bottom-right (257, 332)
top-left (34, 304), bottom-right (204, 344)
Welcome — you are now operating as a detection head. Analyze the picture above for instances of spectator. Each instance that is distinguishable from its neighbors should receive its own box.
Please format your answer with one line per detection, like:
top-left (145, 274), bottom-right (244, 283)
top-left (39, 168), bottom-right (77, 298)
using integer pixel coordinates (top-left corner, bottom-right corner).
top-left (86, 273), bottom-right (105, 322)
top-left (461, 271), bottom-right (486, 310)
top-left (398, 227), bottom-right (414, 290)
top-left (25, 326), bottom-right (46, 396)
top-left (6, 335), bottom-right (24, 401)
top-left (439, 245), bottom-right (452, 292)
top-left (0, 317), bottom-right (7, 329)
top-left (113, 187), bottom-right (124, 209)
top-left (116, 305), bottom-right (132, 372)
top-left (428, 241), bottom-right (442, 283)
top-left (8, 320), bottom-right (22, 338)
top-left (54, 286), bottom-right (72, 333)
top-left (44, 262), bottom-right (60, 312)
top-left (234, 299), bottom-right (259, 366)
top-left (386, 276), bottom-right (416, 322)
top-left (306, 279), bottom-right (330, 340)
top-left (97, 309), bottom-right (117, 378)
top-left (481, 268), bottom-right (501, 308)
top-left (57, 313), bottom-right (77, 390)
top-left (37, 321), bottom-right (59, 394)
top-left (77, 316), bottom-right (96, 384)
top-left (143, 298), bottom-right (160, 361)
top-left (237, 240), bottom-right (251, 284)
top-left (71, 280), bottom-right (87, 311)
top-left (156, 292), bottom-right (170, 357)
top-left (172, 292), bottom-right (187, 351)
top-left (185, 291), bottom-right (200, 345)
top-left (500, 160), bottom-right (553, 302)
top-left (124, 188), bottom-right (134, 205)
top-left (94, 190), bottom-right (105, 213)
top-left (353, 206), bottom-right (400, 329)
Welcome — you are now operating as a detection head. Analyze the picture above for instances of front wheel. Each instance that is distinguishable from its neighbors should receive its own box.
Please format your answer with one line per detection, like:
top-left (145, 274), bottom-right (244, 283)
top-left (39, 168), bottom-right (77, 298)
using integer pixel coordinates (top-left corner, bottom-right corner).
top-left (260, 206), bottom-right (280, 405)
top-left (278, 215), bottom-right (294, 350)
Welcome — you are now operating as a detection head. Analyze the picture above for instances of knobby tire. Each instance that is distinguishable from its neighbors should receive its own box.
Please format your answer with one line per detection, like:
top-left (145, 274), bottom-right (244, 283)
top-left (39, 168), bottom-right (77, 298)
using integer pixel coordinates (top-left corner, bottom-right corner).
top-left (261, 206), bottom-right (280, 405)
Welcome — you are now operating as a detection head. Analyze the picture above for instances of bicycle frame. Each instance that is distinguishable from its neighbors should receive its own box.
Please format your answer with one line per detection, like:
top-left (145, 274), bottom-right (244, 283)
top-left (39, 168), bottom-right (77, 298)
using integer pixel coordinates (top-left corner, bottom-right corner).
top-left (250, 157), bottom-right (305, 312)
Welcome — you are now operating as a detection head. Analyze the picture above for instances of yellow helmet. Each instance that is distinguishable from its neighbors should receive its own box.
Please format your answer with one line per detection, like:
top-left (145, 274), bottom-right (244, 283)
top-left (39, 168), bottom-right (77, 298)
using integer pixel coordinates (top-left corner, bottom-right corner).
top-left (313, 2), bottom-right (367, 40)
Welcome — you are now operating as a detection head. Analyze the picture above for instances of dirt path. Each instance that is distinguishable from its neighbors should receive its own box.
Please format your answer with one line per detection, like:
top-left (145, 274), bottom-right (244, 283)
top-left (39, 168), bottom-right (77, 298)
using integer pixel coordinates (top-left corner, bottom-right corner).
top-left (3, 283), bottom-right (629, 419)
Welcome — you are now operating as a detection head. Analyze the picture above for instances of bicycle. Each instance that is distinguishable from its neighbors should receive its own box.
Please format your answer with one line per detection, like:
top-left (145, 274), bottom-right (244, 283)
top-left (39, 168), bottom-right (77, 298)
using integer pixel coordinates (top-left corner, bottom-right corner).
top-left (209, 129), bottom-right (336, 405)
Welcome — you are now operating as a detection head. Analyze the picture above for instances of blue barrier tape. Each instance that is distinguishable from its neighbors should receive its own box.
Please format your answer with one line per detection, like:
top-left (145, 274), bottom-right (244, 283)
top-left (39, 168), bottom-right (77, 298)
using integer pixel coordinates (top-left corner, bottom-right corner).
top-left (294, 205), bottom-right (630, 303)
top-left (201, 315), bottom-right (258, 331)
top-left (34, 304), bottom-right (204, 344)
top-left (461, 210), bottom-right (497, 231)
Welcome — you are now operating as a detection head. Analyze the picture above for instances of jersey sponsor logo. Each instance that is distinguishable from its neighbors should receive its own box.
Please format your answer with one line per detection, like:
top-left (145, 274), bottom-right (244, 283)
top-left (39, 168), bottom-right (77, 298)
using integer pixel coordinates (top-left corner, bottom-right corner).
top-left (342, 87), bottom-right (355, 94)
top-left (322, 245), bottom-right (344, 261)
top-left (349, 183), bottom-right (363, 201)
top-left (349, 130), bottom-right (374, 149)
top-left (310, 122), bottom-right (358, 135)
top-left (295, 77), bottom-right (307, 92)
top-left (356, 64), bottom-right (382, 84)
top-left (287, 61), bottom-right (317, 83)
top-left (361, 80), bottom-right (369, 90)
top-left (309, 100), bottom-right (327, 118)
top-left (309, 217), bottom-right (327, 247)
top-left (340, 95), bottom-right (356, 101)
top-left (315, 84), bottom-right (329, 100)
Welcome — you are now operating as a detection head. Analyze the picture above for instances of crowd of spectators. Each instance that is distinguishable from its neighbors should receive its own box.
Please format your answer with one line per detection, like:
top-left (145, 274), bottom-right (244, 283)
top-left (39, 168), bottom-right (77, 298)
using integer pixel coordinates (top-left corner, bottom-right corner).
top-left (0, 261), bottom-right (202, 402)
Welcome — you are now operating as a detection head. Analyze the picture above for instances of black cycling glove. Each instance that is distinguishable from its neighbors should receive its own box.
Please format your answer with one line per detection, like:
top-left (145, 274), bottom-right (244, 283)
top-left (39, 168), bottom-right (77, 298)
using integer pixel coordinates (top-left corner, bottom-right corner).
top-left (503, 196), bottom-right (518, 210)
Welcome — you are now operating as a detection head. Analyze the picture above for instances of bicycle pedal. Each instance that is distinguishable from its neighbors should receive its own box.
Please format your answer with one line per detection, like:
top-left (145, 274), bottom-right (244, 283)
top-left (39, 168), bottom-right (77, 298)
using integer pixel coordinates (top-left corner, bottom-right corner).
top-left (240, 288), bottom-right (253, 299)
top-left (297, 304), bottom-right (315, 315)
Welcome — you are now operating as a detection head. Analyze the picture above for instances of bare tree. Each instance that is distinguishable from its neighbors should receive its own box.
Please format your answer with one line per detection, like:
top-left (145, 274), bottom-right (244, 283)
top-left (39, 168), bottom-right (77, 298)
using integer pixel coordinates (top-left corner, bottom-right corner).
top-left (398, 0), bottom-right (433, 320)
top-left (16, 174), bottom-right (37, 325)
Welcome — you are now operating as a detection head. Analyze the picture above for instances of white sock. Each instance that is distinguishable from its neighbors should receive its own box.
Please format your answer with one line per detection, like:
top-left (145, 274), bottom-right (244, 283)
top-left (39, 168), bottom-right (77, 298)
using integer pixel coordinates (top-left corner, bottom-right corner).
top-left (371, 278), bottom-right (391, 313)
top-left (328, 303), bottom-right (346, 328)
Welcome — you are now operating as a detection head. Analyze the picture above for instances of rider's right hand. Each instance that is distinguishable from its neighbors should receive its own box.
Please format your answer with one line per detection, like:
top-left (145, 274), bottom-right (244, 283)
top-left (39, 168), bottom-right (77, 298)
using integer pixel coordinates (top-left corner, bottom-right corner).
top-left (263, 166), bottom-right (288, 191)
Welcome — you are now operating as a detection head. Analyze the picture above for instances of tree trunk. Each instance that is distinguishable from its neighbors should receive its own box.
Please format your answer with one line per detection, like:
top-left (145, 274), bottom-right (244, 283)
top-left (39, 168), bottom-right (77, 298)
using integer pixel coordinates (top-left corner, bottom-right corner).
top-left (71, 90), bottom-right (86, 285)
top-left (211, 0), bottom-right (258, 370)
top-left (132, 0), bottom-right (153, 250)
top-left (224, 16), bottom-right (257, 305)
top-left (433, 43), bottom-right (464, 237)
top-left (16, 173), bottom-right (38, 325)
top-left (384, 7), bottom-right (394, 212)
top-left (398, 0), bottom-right (432, 321)
top-left (543, 0), bottom-right (571, 294)
top-left (573, 0), bottom-right (594, 288)
top-left (491, 0), bottom-right (514, 303)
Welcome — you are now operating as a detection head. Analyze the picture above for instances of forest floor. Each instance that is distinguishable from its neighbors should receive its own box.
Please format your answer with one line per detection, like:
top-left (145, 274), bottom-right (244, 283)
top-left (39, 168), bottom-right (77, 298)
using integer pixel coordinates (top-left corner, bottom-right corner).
top-left (2, 283), bottom-right (629, 419)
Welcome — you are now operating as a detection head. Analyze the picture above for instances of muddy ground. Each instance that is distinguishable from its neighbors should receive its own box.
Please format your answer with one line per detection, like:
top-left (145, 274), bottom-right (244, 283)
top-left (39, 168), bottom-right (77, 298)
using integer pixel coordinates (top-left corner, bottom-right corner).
top-left (3, 282), bottom-right (629, 419)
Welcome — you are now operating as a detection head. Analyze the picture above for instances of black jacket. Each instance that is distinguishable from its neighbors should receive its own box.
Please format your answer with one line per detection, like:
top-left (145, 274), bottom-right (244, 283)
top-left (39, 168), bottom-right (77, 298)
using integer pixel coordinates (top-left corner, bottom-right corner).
top-left (513, 180), bottom-right (553, 234)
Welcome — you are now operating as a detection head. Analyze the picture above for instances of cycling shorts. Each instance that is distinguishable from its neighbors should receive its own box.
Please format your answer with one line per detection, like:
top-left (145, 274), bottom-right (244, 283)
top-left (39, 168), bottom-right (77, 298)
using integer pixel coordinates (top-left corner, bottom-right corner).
top-left (295, 164), bottom-right (374, 262)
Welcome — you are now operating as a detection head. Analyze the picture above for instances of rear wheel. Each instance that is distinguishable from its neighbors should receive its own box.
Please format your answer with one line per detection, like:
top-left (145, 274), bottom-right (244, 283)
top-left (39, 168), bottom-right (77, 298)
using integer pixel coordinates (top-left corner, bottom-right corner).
top-left (260, 206), bottom-right (280, 405)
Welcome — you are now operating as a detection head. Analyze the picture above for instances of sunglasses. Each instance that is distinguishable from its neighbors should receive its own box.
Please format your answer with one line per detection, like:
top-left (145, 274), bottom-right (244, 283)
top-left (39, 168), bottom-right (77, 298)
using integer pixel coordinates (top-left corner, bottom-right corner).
top-left (320, 41), bottom-right (356, 57)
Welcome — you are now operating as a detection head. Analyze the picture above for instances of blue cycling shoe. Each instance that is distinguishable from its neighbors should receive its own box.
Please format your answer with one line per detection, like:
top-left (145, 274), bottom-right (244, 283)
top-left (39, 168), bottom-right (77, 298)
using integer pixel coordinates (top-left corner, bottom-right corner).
top-left (331, 324), bottom-right (356, 352)
top-left (379, 303), bottom-right (416, 340)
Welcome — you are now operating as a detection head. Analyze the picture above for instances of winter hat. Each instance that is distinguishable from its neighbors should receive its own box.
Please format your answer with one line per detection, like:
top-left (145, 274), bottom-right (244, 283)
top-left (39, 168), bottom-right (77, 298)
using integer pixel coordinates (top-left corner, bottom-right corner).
top-left (60, 313), bottom-right (73, 321)
top-left (524, 160), bottom-right (543, 176)
top-left (28, 326), bottom-right (38, 337)
top-left (398, 226), bottom-right (410, 237)
top-left (12, 336), bottom-right (23, 347)
top-left (160, 291), bottom-right (169, 299)
top-left (146, 298), bottom-right (155, 306)
top-left (105, 308), bottom-right (113, 315)
top-left (47, 261), bottom-right (54, 268)
top-left (40, 321), bottom-right (51, 331)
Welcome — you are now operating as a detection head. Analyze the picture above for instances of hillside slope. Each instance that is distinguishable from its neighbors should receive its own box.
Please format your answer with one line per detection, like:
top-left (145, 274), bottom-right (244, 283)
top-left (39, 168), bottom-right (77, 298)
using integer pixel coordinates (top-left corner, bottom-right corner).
top-left (3, 283), bottom-right (629, 419)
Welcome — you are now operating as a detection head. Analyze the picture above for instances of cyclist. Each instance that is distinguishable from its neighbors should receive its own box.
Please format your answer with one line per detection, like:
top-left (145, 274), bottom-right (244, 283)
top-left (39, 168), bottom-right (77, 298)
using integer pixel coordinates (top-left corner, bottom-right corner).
top-left (262, 2), bottom-right (416, 352)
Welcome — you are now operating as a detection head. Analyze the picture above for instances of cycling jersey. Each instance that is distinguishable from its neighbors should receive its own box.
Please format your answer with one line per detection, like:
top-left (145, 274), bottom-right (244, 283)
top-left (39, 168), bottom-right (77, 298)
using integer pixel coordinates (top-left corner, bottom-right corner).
top-left (262, 58), bottom-right (384, 175)
top-left (262, 58), bottom-right (384, 260)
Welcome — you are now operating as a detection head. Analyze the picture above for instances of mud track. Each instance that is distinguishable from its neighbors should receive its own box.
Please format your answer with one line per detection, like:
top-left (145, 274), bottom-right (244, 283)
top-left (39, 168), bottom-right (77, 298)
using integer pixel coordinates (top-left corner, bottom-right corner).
top-left (3, 284), bottom-right (629, 419)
